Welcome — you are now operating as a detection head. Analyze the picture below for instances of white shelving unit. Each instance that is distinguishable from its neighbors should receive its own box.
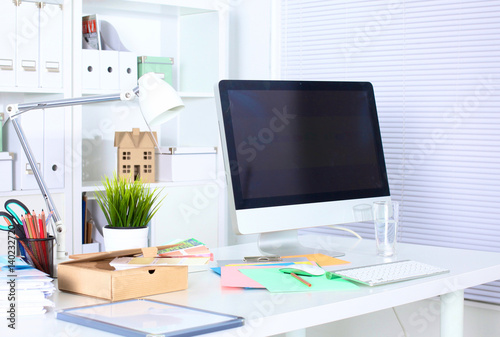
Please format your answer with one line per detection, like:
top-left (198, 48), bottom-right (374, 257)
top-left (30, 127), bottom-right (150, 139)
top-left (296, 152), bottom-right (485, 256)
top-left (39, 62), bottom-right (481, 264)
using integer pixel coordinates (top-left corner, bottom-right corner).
top-left (0, 0), bottom-right (228, 255)
top-left (74, 0), bottom-right (228, 254)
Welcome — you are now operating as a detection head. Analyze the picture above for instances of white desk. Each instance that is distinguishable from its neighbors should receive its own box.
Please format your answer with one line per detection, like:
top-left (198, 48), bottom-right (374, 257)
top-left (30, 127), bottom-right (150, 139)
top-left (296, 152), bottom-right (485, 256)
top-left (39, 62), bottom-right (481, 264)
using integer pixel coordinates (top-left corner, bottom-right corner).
top-left (3, 235), bottom-right (500, 337)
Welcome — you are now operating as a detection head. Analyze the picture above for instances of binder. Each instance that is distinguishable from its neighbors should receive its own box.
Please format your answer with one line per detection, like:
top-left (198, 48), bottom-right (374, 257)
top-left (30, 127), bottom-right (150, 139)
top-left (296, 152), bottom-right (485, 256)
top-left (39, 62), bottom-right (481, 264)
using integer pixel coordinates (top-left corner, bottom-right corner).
top-left (43, 107), bottom-right (65, 189)
top-left (19, 110), bottom-right (44, 190)
top-left (99, 50), bottom-right (119, 90)
top-left (39, 3), bottom-right (63, 89)
top-left (16, 106), bottom-right (65, 190)
top-left (16, 1), bottom-right (40, 88)
top-left (82, 49), bottom-right (100, 90)
top-left (56, 299), bottom-right (244, 337)
top-left (0, 1), bottom-right (16, 87)
top-left (119, 51), bottom-right (137, 91)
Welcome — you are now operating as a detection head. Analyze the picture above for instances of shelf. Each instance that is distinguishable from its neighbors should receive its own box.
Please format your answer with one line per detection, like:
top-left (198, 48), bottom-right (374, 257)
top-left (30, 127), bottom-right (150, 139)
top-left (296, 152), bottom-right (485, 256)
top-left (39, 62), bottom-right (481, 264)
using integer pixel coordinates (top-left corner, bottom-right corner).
top-left (82, 179), bottom-right (218, 193)
top-left (0, 188), bottom-right (66, 198)
top-left (83, 0), bottom-right (218, 14)
top-left (0, 87), bottom-right (65, 94)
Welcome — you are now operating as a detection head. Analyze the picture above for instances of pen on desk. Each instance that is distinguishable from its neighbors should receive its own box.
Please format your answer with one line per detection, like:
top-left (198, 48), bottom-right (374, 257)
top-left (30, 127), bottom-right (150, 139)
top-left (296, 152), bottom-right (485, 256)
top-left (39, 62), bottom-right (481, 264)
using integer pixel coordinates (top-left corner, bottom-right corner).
top-left (291, 272), bottom-right (312, 287)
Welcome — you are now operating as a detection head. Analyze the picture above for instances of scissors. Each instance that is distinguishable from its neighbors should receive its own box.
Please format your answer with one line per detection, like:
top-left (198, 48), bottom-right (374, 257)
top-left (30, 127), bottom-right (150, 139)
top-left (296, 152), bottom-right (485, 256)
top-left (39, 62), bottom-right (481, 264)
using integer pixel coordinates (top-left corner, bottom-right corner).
top-left (0, 199), bottom-right (30, 239)
top-left (0, 211), bottom-right (29, 243)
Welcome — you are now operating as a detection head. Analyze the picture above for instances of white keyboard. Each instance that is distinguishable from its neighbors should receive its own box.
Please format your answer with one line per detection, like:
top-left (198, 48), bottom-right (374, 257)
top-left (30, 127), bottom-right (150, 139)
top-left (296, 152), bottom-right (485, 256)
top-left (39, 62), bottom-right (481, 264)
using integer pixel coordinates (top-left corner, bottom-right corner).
top-left (329, 260), bottom-right (449, 286)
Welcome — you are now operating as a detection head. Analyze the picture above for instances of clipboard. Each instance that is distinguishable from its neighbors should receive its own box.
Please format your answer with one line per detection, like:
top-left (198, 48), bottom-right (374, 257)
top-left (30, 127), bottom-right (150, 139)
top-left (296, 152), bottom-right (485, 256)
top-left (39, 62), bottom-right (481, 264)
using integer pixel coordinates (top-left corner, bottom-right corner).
top-left (56, 299), bottom-right (244, 336)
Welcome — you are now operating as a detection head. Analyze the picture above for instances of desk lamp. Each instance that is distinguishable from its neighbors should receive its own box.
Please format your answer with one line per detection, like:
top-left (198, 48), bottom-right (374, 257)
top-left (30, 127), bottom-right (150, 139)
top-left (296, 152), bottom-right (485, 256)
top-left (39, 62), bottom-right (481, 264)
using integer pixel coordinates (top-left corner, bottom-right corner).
top-left (6, 72), bottom-right (184, 261)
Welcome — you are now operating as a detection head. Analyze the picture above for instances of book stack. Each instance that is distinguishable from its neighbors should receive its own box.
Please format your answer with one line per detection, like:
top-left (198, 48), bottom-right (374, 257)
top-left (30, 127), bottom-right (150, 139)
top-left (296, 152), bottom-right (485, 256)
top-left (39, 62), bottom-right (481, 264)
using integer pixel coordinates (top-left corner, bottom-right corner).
top-left (0, 256), bottom-right (55, 317)
top-left (110, 238), bottom-right (213, 273)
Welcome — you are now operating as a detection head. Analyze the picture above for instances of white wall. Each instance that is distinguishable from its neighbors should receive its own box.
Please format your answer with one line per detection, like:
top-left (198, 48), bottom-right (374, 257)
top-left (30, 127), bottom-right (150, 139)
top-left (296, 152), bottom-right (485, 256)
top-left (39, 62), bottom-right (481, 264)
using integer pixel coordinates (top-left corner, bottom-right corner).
top-left (223, 0), bottom-right (275, 247)
top-left (227, 0), bottom-right (274, 80)
top-left (228, 1), bottom-right (500, 336)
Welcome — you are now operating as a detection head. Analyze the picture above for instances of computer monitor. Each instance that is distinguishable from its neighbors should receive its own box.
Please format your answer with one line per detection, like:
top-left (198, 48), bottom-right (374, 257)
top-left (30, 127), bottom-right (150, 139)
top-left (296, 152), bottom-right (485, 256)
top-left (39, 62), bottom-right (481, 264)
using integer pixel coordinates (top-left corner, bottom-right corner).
top-left (215, 80), bottom-right (391, 257)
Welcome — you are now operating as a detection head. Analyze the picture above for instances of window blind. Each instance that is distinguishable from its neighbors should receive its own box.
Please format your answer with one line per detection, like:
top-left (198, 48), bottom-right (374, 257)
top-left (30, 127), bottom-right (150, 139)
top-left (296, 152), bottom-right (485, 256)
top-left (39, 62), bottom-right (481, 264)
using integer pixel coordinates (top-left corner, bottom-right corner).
top-left (281, 0), bottom-right (500, 304)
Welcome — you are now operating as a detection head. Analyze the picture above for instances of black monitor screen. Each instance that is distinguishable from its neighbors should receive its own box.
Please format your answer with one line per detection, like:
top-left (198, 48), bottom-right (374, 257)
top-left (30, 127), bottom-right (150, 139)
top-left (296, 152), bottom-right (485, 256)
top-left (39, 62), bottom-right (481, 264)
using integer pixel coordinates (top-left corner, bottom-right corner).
top-left (218, 80), bottom-right (390, 210)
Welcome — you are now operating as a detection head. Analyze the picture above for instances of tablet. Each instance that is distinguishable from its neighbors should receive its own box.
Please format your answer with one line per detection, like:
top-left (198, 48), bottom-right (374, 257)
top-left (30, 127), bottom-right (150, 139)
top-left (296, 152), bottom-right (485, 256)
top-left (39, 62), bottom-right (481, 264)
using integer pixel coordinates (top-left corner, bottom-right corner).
top-left (56, 298), bottom-right (244, 336)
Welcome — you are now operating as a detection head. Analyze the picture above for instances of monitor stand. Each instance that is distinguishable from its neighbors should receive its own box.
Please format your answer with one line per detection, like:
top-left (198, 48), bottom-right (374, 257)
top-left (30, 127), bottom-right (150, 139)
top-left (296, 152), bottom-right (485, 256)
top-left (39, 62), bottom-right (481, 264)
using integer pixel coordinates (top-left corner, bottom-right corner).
top-left (258, 230), bottom-right (344, 257)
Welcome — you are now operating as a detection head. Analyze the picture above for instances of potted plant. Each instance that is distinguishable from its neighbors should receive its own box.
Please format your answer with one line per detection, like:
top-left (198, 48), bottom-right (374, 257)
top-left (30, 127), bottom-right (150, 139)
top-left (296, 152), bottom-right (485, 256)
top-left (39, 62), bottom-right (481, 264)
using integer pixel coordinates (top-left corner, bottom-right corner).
top-left (95, 172), bottom-right (165, 251)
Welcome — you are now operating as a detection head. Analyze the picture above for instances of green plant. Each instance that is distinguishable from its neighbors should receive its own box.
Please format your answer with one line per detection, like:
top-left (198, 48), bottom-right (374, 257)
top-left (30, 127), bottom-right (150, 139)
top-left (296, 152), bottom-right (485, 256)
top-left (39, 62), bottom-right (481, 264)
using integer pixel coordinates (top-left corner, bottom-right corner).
top-left (95, 172), bottom-right (165, 228)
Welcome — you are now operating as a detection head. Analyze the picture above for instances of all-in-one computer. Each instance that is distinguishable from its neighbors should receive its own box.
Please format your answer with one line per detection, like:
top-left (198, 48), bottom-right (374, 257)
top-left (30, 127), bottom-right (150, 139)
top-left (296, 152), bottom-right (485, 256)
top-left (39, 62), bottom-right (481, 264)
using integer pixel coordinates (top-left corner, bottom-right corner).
top-left (215, 80), bottom-right (390, 257)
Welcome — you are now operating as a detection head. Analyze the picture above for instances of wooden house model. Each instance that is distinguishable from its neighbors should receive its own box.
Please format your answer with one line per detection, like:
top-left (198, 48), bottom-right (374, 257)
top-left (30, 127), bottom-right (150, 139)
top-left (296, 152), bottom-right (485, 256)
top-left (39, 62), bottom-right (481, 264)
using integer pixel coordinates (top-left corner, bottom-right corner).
top-left (114, 128), bottom-right (157, 183)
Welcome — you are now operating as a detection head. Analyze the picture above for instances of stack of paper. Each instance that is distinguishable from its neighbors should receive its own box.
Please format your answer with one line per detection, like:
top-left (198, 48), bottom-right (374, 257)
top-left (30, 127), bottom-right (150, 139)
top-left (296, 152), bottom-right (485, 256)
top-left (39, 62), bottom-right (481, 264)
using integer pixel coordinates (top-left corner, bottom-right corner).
top-left (110, 239), bottom-right (213, 273)
top-left (157, 238), bottom-right (213, 260)
top-left (0, 256), bottom-right (55, 317)
top-left (110, 256), bottom-right (211, 273)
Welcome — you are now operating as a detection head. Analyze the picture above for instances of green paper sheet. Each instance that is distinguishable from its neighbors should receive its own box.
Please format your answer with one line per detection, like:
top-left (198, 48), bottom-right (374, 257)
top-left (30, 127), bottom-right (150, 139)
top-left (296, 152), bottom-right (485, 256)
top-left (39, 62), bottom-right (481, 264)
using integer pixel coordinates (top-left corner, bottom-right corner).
top-left (239, 267), bottom-right (359, 293)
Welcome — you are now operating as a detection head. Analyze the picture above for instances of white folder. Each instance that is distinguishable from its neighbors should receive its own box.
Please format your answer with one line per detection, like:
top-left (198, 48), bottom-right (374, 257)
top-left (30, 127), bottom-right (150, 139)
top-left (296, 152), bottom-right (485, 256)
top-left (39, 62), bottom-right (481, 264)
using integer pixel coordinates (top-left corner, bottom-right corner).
top-left (43, 107), bottom-right (65, 188)
top-left (16, 1), bottom-right (40, 88)
top-left (119, 52), bottom-right (138, 91)
top-left (19, 111), bottom-right (44, 190)
top-left (40, 3), bottom-right (63, 89)
top-left (0, 2), bottom-right (16, 87)
top-left (82, 49), bottom-right (100, 90)
top-left (99, 50), bottom-right (120, 91)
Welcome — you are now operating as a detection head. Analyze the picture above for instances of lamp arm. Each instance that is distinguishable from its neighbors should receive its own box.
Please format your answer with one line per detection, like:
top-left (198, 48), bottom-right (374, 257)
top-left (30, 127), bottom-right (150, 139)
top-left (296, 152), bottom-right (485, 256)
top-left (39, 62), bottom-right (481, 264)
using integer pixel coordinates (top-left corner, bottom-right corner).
top-left (5, 89), bottom-right (138, 261)
top-left (7, 89), bottom-right (137, 119)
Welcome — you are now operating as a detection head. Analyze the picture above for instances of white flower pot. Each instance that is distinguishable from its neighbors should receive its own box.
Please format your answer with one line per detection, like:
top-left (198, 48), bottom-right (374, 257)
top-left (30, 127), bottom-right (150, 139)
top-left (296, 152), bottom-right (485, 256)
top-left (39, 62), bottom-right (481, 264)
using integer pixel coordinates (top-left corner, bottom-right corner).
top-left (103, 226), bottom-right (149, 252)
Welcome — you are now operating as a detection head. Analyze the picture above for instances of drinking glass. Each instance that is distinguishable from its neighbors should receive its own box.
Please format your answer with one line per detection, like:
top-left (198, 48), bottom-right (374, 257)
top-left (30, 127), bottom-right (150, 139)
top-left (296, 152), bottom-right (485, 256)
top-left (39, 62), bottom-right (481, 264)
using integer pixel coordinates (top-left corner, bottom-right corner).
top-left (373, 200), bottom-right (399, 257)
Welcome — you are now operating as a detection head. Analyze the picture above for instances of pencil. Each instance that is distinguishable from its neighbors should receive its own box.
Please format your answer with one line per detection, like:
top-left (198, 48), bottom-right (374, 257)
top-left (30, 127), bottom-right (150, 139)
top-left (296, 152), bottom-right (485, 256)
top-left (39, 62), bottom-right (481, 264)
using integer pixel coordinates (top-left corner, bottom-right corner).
top-left (41, 210), bottom-right (46, 237)
top-left (32, 211), bottom-right (39, 238)
top-left (27, 213), bottom-right (41, 263)
top-left (38, 218), bottom-right (45, 239)
top-left (38, 217), bottom-right (49, 272)
top-left (21, 215), bottom-right (29, 238)
top-left (291, 273), bottom-right (312, 287)
top-left (25, 213), bottom-right (34, 238)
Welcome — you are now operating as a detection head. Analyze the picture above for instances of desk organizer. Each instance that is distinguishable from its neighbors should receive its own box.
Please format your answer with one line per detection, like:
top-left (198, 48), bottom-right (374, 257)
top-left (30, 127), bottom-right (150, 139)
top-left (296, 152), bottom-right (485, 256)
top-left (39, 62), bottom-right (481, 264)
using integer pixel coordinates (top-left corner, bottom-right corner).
top-left (58, 245), bottom-right (187, 301)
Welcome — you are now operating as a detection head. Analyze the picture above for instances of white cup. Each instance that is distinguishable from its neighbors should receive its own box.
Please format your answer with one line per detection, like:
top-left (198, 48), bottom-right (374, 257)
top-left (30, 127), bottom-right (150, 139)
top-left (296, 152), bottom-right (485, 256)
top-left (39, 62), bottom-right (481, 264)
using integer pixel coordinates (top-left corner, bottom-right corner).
top-left (373, 200), bottom-right (399, 257)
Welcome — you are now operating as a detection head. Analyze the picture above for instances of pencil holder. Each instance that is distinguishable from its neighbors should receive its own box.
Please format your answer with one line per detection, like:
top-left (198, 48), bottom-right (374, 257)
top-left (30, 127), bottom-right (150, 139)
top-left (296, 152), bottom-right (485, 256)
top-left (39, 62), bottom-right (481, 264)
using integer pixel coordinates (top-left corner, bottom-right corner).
top-left (18, 236), bottom-right (55, 277)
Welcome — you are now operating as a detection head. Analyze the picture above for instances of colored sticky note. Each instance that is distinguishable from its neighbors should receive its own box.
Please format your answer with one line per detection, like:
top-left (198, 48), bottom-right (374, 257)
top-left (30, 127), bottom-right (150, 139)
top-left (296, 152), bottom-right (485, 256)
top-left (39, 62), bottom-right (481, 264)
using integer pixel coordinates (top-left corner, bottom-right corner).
top-left (239, 267), bottom-right (359, 293)
top-left (282, 253), bottom-right (350, 267)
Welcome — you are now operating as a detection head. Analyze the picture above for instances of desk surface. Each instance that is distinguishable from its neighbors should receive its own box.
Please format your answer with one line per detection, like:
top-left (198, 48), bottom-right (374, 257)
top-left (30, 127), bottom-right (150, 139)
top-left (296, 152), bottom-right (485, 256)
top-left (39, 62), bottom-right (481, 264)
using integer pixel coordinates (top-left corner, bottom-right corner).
top-left (4, 235), bottom-right (500, 337)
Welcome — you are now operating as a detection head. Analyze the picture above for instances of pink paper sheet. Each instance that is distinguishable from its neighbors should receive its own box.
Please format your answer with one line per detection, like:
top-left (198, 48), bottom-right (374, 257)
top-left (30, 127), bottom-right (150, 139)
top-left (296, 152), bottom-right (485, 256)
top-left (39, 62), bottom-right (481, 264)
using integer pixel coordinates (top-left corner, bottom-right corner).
top-left (220, 265), bottom-right (281, 288)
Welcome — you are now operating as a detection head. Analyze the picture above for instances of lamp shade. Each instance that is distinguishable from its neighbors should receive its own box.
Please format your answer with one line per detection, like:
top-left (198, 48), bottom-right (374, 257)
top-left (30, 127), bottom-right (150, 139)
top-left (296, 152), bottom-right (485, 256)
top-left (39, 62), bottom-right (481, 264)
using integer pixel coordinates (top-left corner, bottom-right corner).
top-left (138, 72), bottom-right (184, 126)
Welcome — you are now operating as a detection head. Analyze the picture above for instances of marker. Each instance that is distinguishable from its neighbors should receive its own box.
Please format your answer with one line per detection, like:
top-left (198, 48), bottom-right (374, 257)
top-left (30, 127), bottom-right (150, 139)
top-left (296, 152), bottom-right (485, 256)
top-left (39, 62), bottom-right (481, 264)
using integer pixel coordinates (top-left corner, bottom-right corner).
top-left (291, 272), bottom-right (312, 287)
